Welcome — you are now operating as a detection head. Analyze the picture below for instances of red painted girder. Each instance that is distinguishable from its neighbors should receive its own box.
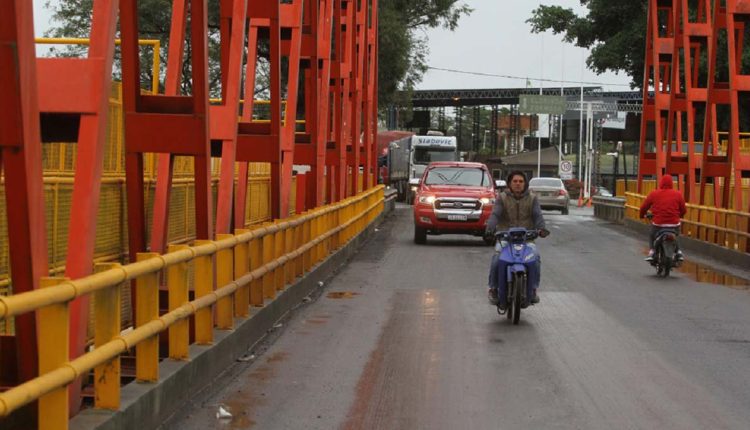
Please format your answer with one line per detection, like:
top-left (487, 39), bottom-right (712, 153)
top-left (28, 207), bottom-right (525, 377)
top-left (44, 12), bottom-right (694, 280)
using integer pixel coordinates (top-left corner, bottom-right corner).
top-left (150, 0), bottom-right (188, 255)
top-left (60, 1), bottom-right (120, 413)
top-left (0, 0), bottom-right (49, 389)
top-left (214, 0), bottom-right (249, 234)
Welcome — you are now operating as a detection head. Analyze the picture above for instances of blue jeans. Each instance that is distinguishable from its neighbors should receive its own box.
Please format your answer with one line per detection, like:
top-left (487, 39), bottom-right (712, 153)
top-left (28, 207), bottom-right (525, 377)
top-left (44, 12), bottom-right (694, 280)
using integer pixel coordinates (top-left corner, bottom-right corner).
top-left (488, 243), bottom-right (541, 304)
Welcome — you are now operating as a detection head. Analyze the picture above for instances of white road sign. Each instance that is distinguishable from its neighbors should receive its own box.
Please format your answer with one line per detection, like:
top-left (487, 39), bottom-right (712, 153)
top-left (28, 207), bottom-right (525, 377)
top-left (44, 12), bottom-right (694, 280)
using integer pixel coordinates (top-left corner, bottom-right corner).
top-left (560, 160), bottom-right (573, 180)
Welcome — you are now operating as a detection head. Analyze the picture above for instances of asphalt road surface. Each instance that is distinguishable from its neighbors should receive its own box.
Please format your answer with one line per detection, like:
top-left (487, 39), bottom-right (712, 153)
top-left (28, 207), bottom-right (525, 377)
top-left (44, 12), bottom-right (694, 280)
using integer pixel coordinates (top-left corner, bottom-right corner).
top-left (163, 204), bottom-right (750, 430)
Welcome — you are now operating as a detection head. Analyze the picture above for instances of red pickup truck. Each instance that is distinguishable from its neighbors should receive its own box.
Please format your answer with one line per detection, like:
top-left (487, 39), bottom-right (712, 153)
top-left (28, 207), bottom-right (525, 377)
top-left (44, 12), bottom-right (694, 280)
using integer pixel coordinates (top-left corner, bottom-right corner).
top-left (412, 161), bottom-right (498, 245)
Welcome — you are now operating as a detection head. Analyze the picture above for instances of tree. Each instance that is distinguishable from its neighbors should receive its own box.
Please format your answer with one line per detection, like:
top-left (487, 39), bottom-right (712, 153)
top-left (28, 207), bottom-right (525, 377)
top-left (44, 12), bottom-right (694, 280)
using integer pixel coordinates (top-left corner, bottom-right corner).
top-left (527, 1), bottom-right (648, 89)
top-left (378, 0), bottom-right (472, 107)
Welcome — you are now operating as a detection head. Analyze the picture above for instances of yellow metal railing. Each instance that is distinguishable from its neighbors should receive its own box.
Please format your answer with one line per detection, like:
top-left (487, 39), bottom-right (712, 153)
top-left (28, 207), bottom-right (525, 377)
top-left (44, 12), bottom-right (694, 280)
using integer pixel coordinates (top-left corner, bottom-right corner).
top-left (625, 192), bottom-right (750, 252)
top-left (0, 186), bottom-right (384, 426)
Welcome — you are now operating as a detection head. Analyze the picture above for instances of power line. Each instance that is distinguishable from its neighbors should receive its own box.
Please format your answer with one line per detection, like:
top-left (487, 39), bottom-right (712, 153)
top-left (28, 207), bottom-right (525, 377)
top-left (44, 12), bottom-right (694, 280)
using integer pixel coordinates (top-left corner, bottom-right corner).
top-left (426, 66), bottom-right (632, 88)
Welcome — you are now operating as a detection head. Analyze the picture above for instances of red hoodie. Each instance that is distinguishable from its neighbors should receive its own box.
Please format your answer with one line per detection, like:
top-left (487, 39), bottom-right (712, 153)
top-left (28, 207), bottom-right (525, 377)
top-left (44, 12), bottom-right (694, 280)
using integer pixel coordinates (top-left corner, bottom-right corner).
top-left (639, 176), bottom-right (687, 226)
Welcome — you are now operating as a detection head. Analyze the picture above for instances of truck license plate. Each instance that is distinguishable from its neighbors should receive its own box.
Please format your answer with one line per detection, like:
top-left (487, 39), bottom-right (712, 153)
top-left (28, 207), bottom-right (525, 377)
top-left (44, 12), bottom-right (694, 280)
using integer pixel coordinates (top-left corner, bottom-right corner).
top-left (448, 214), bottom-right (468, 221)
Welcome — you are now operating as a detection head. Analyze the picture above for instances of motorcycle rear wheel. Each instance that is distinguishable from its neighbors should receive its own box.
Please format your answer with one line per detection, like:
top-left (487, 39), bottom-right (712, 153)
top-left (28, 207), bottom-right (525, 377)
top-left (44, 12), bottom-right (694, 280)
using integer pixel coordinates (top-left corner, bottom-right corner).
top-left (655, 247), bottom-right (672, 278)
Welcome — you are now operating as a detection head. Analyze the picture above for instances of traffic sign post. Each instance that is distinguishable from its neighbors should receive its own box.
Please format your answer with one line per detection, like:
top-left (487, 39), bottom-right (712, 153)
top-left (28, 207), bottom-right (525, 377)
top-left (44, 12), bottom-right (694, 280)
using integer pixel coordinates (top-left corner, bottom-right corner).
top-left (559, 160), bottom-right (573, 180)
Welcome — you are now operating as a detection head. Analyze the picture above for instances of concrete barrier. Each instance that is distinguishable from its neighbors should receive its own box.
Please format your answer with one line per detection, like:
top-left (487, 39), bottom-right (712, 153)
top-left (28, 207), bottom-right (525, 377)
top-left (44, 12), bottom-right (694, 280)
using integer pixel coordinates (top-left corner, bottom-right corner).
top-left (384, 187), bottom-right (398, 213)
top-left (70, 199), bottom-right (396, 430)
top-left (593, 196), bottom-right (626, 224)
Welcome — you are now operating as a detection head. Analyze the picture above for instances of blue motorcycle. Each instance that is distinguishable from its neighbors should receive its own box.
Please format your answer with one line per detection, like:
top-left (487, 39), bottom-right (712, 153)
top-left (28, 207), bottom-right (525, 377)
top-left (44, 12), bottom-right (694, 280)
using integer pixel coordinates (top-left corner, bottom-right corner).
top-left (494, 228), bottom-right (544, 324)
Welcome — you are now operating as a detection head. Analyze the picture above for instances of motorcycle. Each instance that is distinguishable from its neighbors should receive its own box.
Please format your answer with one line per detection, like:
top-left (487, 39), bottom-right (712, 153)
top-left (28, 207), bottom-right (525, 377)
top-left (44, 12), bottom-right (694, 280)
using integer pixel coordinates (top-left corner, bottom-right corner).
top-left (646, 213), bottom-right (682, 278)
top-left (493, 228), bottom-right (545, 324)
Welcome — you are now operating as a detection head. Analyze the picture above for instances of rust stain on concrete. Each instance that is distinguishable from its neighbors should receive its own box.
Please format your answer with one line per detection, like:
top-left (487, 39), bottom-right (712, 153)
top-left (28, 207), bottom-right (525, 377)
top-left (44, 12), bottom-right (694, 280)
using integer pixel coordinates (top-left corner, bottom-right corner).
top-left (327, 291), bottom-right (360, 299)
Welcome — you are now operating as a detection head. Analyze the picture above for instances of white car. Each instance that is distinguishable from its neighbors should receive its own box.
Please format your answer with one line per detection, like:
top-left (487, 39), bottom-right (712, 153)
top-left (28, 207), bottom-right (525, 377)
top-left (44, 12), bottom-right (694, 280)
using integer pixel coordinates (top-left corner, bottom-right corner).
top-left (528, 177), bottom-right (570, 215)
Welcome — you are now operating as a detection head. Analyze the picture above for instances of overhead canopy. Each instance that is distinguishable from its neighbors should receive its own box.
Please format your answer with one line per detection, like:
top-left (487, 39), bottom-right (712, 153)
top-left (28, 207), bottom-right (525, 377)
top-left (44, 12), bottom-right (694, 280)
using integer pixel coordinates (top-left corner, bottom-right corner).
top-left (500, 146), bottom-right (561, 167)
top-left (399, 87), bottom-right (643, 108)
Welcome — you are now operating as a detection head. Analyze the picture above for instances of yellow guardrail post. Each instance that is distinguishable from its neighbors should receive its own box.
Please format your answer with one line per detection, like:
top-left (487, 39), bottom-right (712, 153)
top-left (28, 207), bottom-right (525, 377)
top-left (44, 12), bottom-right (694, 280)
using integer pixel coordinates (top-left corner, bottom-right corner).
top-left (167, 245), bottom-right (190, 360)
top-left (344, 202), bottom-right (352, 243)
top-left (38, 277), bottom-right (70, 430)
top-left (234, 229), bottom-right (251, 317)
top-left (314, 211), bottom-right (323, 264)
top-left (362, 193), bottom-right (368, 230)
top-left (330, 207), bottom-right (337, 250)
top-left (362, 198), bottom-right (369, 235)
top-left (284, 221), bottom-right (294, 285)
top-left (249, 235), bottom-right (264, 306)
top-left (274, 226), bottom-right (285, 291)
top-left (302, 213), bottom-right (312, 272)
top-left (193, 241), bottom-right (215, 344)
top-left (335, 205), bottom-right (343, 248)
top-left (328, 207), bottom-right (337, 250)
top-left (262, 227), bottom-right (276, 299)
top-left (716, 210), bottom-right (726, 246)
top-left (93, 263), bottom-right (122, 410)
top-left (135, 253), bottom-right (160, 382)
top-left (294, 219), bottom-right (304, 278)
top-left (216, 234), bottom-right (235, 330)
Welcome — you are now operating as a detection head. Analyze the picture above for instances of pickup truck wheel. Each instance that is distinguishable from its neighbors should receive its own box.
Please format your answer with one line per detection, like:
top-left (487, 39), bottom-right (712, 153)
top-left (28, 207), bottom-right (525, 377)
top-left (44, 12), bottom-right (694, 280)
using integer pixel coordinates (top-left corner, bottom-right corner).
top-left (414, 226), bottom-right (427, 244)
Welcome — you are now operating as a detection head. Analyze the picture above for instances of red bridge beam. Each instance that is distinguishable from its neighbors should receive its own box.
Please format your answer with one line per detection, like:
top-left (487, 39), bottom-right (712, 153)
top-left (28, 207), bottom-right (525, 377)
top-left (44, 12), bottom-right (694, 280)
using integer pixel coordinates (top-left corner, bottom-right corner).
top-left (0, 0), bottom-right (49, 394)
top-left (0, 1), bottom-right (379, 419)
top-left (641, 0), bottom-right (750, 217)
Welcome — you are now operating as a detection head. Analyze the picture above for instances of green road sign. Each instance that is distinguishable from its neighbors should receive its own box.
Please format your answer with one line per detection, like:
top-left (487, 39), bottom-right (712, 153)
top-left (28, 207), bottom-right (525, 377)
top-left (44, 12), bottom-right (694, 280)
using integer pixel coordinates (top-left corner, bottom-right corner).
top-left (518, 94), bottom-right (567, 115)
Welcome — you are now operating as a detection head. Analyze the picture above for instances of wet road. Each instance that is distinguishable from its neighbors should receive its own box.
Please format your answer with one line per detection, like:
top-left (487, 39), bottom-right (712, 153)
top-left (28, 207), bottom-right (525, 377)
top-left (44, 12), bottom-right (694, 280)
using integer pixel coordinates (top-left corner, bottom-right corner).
top-left (163, 205), bottom-right (750, 430)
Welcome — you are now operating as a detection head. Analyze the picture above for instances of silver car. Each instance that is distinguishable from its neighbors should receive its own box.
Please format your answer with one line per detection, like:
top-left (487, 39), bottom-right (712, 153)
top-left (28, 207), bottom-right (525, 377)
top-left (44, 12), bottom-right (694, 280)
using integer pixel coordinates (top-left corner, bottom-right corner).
top-left (529, 177), bottom-right (570, 215)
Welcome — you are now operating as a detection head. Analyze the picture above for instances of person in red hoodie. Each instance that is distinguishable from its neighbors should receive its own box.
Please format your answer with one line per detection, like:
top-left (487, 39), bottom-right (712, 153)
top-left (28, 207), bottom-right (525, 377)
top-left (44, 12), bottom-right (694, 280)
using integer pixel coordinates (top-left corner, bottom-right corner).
top-left (639, 175), bottom-right (687, 261)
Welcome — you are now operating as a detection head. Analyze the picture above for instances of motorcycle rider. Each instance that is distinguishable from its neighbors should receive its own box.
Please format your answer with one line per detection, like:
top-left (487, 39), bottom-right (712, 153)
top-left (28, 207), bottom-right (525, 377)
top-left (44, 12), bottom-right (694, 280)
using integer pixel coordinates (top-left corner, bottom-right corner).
top-left (639, 175), bottom-right (686, 261)
top-left (485, 171), bottom-right (548, 308)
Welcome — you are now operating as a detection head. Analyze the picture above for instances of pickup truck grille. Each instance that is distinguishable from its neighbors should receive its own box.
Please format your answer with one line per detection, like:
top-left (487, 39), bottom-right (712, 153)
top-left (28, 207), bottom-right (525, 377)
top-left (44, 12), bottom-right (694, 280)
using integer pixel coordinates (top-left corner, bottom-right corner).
top-left (435, 198), bottom-right (481, 210)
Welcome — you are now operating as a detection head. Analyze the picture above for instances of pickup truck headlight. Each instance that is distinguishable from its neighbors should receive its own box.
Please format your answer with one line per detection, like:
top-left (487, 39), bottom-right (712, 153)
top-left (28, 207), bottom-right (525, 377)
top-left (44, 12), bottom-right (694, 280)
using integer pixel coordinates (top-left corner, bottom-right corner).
top-left (480, 197), bottom-right (495, 205)
top-left (418, 195), bottom-right (436, 205)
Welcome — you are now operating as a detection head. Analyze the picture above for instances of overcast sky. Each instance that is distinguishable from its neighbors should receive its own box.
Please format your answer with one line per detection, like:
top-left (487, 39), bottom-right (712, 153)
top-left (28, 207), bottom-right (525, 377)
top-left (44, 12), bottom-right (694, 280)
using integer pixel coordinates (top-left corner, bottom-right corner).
top-left (419, 0), bottom-right (633, 91)
top-left (32, 0), bottom-right (634, 91)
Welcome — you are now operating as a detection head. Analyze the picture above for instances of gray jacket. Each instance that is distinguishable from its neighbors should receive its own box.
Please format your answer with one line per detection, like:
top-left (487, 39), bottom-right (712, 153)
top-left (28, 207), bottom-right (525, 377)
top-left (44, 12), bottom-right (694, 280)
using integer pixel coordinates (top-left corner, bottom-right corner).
top-left (486, 189), bottom-right (546, 233)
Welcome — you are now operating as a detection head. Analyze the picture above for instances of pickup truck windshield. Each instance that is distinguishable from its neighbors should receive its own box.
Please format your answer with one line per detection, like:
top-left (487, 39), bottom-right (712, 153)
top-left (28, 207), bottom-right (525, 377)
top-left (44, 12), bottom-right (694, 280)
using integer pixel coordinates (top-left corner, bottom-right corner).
top-left (424, 167), bottom-right (490, 187)
top-left (413, 148), bottom-right (456, 164)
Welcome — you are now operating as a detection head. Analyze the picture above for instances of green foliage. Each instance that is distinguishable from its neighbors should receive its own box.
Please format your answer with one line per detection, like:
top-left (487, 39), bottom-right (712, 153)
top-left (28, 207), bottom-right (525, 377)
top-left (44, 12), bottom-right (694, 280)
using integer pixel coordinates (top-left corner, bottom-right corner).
top-left (378, 0), bottom-right (472, 107)
top-left (527, 1), bottom-right (648, 89)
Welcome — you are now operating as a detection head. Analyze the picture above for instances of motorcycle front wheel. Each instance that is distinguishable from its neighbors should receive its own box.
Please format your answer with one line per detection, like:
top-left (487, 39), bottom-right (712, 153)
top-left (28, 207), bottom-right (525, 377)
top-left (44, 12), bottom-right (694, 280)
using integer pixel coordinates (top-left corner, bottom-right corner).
top-left (511, 274), bottom-right (524, 325)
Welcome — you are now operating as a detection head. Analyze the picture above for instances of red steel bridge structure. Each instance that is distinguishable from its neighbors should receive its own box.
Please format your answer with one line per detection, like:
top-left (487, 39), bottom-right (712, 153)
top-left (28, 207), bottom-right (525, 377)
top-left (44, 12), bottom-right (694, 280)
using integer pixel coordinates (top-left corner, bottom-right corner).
top-left (639, 0), bottom-right (750, 212)
top-left (0, 0), bottom-right (377, 418)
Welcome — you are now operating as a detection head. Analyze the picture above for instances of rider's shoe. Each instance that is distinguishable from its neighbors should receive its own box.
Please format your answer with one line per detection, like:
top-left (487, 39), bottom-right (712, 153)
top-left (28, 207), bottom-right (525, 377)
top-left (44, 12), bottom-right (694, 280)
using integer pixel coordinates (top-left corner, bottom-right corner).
top-left (531, 292), bottom-right (540, 304)
top-left (644, 249), bottom-right (655, 261)
top-left (675, 250), bottom-right (685, 261)
top-left (487, 288), bottom-right (499, 305)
